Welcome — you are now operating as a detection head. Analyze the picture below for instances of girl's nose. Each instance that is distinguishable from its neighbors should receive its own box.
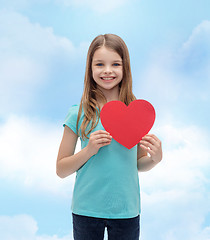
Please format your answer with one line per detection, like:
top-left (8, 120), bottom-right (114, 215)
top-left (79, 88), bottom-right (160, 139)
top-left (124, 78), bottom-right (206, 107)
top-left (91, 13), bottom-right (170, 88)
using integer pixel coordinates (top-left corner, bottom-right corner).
top-left (104, 66), bottom-right (112, 74)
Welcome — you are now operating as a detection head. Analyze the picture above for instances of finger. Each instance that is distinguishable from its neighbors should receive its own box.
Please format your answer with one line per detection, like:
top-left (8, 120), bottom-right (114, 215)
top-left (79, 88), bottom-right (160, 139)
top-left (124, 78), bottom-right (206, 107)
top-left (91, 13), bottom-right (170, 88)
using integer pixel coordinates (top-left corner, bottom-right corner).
top-left (96, 137), bottom-right (112, 144)
top-left (92, 130), bottom-right (110, 135)
top-left (99, 141), bottom-right (112, 146)
top-left (93, 134), bottom-right (112, 140)
top-left (140, 140), bottom-right (154, 150)
top-left (145, 134), bottom-right (161, 143)
top-left (140, 144), bottom-right (155, 155)
top-left (140, 141), bottom-right (158, 153)
top-left (141, 136), bottom-right (156, 146)
top-left (142, 135), bottom-right (161, 148)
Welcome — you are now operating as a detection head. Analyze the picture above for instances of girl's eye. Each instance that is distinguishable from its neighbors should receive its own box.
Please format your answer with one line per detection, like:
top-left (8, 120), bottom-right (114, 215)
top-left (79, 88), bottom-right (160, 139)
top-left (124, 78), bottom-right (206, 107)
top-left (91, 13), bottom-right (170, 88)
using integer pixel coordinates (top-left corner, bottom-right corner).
top-left (95, 63), bottom-right (121, 67)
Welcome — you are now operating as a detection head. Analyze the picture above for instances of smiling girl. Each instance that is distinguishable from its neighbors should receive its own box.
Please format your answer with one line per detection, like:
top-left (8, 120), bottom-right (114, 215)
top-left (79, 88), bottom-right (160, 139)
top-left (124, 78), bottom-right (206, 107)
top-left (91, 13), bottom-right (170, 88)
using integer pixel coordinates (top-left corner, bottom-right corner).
top-left (56, 34), bottom-right (162, 240)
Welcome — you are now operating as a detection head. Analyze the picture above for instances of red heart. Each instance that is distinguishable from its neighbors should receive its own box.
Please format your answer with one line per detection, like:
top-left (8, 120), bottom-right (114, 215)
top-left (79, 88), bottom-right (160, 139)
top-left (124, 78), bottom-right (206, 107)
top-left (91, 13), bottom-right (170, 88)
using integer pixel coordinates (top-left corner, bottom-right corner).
top-left (100, 99), bottom-right (156, 149)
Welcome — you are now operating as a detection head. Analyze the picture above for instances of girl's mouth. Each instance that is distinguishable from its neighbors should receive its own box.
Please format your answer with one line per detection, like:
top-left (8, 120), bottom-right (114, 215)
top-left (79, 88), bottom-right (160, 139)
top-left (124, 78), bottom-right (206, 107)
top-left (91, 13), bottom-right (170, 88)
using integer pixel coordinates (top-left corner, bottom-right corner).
top-left (100, 77), bottom-right (116, 81)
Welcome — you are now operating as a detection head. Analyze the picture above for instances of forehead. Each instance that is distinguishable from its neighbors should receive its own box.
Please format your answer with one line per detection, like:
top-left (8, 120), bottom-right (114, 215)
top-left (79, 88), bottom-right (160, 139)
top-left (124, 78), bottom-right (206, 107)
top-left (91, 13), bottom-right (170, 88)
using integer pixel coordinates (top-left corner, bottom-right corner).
top-left (92, 46), bottom-right (122, 61)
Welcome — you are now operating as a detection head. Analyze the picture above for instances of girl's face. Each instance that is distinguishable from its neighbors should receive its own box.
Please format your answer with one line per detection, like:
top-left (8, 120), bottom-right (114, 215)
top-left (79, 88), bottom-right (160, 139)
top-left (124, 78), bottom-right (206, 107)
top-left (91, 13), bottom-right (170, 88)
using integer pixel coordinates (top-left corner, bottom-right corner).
top-left (91, 46), bottom-right (123, 92)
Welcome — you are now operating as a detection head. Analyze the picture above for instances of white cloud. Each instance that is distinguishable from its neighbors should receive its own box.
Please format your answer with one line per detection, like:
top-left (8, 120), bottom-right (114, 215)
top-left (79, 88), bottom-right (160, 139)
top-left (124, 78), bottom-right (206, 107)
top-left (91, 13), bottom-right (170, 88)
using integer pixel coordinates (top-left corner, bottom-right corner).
top-left (139, 123), bottom-right (210, 240)
top-left (182, 20), bottom-right (210, 58)
top-left (0, 10), bottom-right (75, 59)
top-left (55, 0), bottom-right (129, 14)
top-left (0, 214), bottom-right (73, 240)
top-left (0, 9), bottom-right (88, 116)
top-left (179, 20), bottom-right (210, 86)
top-left (137, 58), bottom-right (182, 102)
top-left (137, 20), bottom-right (210, 106)
top-left (0, 113), bottom-right (81, 196)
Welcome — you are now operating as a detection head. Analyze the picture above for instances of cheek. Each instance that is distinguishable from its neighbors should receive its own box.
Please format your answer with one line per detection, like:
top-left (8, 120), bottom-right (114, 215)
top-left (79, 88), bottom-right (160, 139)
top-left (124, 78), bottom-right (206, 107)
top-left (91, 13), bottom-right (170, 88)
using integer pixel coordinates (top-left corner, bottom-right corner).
top-left (92, 68), bottom-right (100, 80)
top-left (116, 68), bottom-right (123, 77)
top-left (92, 68), bottom-right (101, 76)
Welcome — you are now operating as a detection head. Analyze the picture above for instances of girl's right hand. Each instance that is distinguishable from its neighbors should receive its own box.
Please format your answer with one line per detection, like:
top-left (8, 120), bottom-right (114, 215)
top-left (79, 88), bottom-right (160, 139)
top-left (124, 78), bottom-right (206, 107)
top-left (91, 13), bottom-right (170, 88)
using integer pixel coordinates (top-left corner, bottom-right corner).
top-left (86, 130), bottom-right (112, 156)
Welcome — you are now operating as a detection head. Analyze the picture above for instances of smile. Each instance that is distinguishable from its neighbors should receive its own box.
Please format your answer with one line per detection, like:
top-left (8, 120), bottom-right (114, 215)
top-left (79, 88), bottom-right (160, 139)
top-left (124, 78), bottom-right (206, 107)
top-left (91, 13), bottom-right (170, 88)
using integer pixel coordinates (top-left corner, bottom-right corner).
top-left (100, 77), bottom-right (116, 81)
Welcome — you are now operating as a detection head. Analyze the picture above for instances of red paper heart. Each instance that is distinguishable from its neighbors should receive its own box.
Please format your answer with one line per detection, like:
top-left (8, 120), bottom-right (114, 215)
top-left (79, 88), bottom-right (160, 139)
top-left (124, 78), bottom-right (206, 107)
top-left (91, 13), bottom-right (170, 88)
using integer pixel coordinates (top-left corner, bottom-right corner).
top-left (100, 99), bottom-right (156, 149)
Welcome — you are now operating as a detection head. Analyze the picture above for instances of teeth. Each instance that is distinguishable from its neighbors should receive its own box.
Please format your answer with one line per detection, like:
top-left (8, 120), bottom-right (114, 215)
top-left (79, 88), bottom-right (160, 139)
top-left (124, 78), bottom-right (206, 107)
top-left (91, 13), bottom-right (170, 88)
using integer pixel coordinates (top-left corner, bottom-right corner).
top-left (101, 77), bottom-right (115, 80)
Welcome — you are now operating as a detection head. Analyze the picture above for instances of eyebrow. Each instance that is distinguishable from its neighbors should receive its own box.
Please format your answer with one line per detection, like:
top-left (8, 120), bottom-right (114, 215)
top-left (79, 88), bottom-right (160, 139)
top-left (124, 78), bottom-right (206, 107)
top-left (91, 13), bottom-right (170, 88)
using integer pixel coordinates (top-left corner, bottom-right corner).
top-left (93, 60), bottom-right (122, 62)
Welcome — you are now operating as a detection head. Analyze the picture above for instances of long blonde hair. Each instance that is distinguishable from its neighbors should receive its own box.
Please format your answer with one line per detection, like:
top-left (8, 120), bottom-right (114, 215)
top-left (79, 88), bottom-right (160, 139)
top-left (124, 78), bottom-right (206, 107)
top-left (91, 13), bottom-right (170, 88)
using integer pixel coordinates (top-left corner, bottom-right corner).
top-left (76, 34), bottom-right (136, 140)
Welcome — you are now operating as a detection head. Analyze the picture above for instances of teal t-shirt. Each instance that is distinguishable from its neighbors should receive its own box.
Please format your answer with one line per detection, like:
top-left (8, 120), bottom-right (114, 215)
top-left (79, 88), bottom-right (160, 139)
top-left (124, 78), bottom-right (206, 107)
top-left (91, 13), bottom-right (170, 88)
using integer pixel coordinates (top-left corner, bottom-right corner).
top-left (63, 104), bottom-right (141, 219)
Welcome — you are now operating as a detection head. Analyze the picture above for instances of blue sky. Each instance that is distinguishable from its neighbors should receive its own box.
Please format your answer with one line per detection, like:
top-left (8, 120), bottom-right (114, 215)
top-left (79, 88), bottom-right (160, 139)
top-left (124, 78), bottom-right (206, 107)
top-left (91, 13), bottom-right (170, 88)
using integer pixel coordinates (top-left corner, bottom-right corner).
top-left (0, 0), bottom-right (210, 239)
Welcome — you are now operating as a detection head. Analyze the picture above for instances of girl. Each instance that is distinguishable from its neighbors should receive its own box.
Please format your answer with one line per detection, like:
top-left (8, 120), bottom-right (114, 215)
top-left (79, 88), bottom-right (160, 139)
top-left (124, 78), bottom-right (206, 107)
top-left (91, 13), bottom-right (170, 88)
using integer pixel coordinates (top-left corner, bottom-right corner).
top-left (56, 34), bottom-right (162, 240)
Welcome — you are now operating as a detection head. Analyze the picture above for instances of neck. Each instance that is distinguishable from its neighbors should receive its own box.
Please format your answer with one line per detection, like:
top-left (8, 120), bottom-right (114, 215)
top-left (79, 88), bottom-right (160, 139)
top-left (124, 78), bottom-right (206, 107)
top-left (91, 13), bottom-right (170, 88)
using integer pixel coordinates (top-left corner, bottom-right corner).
top-left (97, 86), bottom-right (120, 109)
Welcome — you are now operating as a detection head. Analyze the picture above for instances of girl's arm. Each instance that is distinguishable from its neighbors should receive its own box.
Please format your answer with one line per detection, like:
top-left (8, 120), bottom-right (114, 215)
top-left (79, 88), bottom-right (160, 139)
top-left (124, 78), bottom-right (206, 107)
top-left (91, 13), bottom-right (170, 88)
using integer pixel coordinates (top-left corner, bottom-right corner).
top-left (56, 127), bottom-right (112, 178)
top-left (137, 134), bottom-right (162, 172)
top-left (56, 126), bottom-right (92, 178)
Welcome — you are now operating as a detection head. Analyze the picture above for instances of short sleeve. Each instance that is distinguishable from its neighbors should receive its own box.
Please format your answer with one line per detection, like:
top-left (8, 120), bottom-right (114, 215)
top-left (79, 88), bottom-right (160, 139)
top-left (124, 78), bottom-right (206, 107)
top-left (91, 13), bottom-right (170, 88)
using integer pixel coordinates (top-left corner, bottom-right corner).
top-left (63, 104), bottom-right (79, 135)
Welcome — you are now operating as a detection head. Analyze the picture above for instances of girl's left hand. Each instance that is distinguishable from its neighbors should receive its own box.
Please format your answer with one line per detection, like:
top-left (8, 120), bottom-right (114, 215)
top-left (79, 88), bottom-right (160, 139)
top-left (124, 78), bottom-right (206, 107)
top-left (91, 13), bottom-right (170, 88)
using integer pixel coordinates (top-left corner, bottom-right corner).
top-left (140, 134), bottom-right (162, 164)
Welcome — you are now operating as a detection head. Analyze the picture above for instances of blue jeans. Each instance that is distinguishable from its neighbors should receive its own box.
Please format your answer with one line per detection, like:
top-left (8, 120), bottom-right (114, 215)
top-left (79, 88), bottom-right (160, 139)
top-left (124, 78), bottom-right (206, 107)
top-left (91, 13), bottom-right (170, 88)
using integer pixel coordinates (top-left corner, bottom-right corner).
top-left (72, 213), bottom-right (140, 240)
